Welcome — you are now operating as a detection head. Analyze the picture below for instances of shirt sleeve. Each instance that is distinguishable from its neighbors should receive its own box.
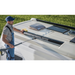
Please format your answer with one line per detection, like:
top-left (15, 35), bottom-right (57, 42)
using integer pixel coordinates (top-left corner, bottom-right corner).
top-left (3, 27), bottom-right (9, 35)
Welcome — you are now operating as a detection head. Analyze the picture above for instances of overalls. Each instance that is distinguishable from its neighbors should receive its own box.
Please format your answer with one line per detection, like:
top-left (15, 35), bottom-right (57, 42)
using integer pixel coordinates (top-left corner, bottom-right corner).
top-left (4, 28), bottom-right (15, 60)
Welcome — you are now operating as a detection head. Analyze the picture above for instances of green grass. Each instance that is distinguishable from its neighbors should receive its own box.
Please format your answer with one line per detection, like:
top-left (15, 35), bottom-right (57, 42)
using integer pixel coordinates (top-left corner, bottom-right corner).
top-left (0, 15), bottom-right (75, 36)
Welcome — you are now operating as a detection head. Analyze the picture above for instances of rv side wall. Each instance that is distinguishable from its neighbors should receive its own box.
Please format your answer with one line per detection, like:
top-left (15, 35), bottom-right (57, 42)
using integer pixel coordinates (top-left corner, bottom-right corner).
top-left (0, 52), bottom-right (1, 60)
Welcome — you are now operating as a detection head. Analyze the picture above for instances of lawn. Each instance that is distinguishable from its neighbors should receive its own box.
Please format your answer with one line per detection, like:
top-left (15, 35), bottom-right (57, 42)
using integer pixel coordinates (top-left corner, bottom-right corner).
top-left (0, 15), bottom-right (75, 36)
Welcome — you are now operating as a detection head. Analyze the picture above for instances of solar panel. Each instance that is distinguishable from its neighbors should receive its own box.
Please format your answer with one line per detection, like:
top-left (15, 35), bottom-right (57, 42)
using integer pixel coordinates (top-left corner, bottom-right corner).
top-left (70, 38), bottom-right (75, 43)
top-left (47, 26), bottom-right (68, 33)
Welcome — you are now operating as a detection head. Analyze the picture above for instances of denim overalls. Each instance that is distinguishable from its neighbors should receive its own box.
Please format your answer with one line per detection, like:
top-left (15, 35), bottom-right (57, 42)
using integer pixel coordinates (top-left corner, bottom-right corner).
top-left (4, 27), bottom-right (15, 60)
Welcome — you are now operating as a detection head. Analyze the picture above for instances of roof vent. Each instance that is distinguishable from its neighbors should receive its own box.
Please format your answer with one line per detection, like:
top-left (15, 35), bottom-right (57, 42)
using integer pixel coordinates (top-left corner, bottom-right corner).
top-left (68, 30), bottom-right (75, 37)
top-left (29, 23), bottom-right (46, 31)
top-left (30, 18), bottom-right (37, 21)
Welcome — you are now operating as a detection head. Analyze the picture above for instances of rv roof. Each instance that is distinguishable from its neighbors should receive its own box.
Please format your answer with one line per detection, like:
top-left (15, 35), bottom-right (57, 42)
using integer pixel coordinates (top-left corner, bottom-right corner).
top-left (13, 18), bottom-right (74, 43)
top-left (13, 18), bottom-right (75, 59)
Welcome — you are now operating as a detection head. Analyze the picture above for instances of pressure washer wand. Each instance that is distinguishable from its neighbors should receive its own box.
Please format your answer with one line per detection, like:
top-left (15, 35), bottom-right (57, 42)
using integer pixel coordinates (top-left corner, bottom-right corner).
top-left (0, 37), bottom-right (35, 52)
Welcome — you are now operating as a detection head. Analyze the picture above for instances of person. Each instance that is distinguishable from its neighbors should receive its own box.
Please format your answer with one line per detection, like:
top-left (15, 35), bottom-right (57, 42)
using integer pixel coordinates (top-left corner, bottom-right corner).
top-left (1, 16), bottom-right (24, 60)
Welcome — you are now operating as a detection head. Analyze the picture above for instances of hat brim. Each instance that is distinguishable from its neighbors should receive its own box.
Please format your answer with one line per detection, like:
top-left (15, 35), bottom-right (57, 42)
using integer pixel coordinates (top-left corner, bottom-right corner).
top-left (12, 18), bottom-right (15, 21)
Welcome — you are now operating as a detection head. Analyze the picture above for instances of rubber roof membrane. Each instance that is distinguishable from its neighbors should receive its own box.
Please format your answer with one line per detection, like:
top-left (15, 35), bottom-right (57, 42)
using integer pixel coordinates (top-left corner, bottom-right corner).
top-left (47, 26), bottom-right (69, 33)
top-left (70, 38), bottom-right (75, 43)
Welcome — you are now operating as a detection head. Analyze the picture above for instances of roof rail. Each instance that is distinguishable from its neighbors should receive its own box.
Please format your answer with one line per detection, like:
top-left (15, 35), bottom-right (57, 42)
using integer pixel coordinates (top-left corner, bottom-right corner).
top-left (36, 19), bottom-right (75, 30)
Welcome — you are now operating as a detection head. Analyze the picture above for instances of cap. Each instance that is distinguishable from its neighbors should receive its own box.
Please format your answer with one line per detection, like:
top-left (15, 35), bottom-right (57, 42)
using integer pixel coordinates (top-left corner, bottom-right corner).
top-left (5, 16), bottom-right (15, 22)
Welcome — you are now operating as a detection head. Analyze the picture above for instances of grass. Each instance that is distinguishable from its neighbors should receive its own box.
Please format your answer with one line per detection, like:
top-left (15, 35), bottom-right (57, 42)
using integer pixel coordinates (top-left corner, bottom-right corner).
top-left (0, 15), bottom-right (75, 36)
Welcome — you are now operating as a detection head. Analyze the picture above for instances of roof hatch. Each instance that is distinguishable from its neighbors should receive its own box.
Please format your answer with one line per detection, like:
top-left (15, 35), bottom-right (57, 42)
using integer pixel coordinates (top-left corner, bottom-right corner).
top-left (29, 23), bottom-right (46, 31)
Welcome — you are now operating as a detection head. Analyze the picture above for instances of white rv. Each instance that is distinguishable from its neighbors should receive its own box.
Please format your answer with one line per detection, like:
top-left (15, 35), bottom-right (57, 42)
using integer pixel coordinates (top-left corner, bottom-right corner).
top-left (0, 18), bottom-right (75, 60)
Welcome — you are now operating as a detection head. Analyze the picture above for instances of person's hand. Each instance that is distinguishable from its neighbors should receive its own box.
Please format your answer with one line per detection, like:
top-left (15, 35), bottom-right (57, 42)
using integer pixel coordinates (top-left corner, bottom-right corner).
top-left (9, 44), bottom-right (14, 48)
top-left (20, 30), bottom-right (24, 34)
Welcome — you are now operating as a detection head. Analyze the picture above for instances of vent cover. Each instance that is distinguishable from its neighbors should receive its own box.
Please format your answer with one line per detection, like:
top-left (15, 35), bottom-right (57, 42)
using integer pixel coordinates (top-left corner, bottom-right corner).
top-left (29, 23), bottom-right (46, 31)
top-left (68, 30), bottom-right (75, 37)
